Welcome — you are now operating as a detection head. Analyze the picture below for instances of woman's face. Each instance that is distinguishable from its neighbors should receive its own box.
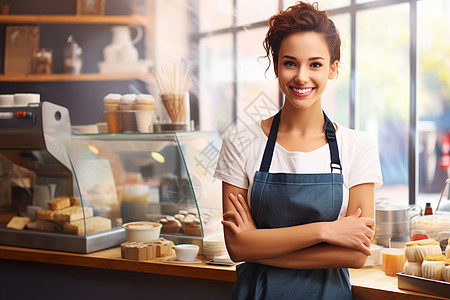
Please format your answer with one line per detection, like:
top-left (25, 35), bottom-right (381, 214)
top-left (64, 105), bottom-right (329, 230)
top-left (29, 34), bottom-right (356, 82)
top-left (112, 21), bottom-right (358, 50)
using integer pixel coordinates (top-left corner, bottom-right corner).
top-left (276, 31), bottom-right (338, 111)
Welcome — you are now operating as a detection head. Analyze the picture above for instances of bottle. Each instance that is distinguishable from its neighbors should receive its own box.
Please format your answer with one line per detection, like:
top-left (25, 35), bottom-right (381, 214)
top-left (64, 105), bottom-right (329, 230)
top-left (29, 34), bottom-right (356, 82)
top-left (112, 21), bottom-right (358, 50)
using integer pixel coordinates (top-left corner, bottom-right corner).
top-left (64, 35), bottom-right (82, 74)
top-left (424, 203), bottom-right (433, 215)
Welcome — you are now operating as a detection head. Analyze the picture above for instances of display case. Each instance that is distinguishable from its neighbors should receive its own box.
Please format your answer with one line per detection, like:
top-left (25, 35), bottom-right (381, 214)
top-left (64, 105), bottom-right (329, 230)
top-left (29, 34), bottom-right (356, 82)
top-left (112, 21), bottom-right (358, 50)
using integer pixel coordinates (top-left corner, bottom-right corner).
top-left (0, 103), bottom-right (222, 253)
top-left (67, 131), bottom-right (223, 246)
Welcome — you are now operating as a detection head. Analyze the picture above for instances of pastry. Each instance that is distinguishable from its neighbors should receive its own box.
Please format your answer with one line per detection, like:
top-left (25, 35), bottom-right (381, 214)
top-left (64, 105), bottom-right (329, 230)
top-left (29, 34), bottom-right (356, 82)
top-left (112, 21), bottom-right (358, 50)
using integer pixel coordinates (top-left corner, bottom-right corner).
top-left (27, 219), bottom-right (60, 232)
top-left (35, 209), bottom-right (55, 221)
top-left (54, 206), bottom-right (94, 223)
top-left (6, 216), bottom-right (30, 230)
top-left (104, 93), bottom-right (121, 133)
top-left (403, 260), bottom-right (422, 277)
top-left (416, 239), bottom-right (442, 262)
top-left (48, 197), bottom-right (71, 210)
top-left (64, 216), bottom-right (112, 235)
top-left (445, 237), bottom-right (449, 259)
top-left (422, 254), bottom-right (446, 281)
top-left (404, 241), bottom-right (419, 262)
top-left (160, 216), bottom-right (182, 234)
top-left (181, 215), bottom-right (202, 236)
top-left (443, 259), bottom-right (450, 282)
top-left (119, 93), bottom-right (137, 132)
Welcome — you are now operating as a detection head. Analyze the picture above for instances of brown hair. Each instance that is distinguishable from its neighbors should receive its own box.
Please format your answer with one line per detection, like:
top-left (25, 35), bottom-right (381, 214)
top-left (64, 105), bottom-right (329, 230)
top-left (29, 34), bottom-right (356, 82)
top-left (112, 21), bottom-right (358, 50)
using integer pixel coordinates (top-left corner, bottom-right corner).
top-left (263, 2), bottom-right (341, 71)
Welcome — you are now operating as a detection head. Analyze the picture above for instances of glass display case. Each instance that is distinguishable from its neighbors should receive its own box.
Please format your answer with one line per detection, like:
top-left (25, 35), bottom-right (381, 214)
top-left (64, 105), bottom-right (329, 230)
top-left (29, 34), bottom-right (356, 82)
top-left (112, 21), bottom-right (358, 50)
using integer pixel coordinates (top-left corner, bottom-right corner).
top-left (67, 131), bottom-right (223, 245)
top-left (0, 103), bottom-right (222, 253)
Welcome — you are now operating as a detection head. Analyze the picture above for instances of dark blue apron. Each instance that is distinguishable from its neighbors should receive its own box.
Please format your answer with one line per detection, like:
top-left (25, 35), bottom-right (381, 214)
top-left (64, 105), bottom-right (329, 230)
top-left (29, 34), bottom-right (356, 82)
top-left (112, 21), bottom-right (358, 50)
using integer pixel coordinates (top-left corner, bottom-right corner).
top-left (231, 111), bottom-right (352, 300)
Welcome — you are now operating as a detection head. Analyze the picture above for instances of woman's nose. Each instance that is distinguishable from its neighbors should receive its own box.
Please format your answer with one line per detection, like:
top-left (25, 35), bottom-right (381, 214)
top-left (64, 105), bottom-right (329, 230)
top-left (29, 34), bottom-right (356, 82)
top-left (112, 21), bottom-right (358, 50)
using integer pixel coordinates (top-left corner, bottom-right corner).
top-left (294, 67), bottom-right (308, 84)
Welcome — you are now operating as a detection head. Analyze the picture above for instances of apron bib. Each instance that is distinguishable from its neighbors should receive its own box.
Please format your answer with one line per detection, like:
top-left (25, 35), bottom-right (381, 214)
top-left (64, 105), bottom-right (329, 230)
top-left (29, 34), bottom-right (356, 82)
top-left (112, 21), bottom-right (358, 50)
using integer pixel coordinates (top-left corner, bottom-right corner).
top-left (231, 111), bottom-right (352, 300)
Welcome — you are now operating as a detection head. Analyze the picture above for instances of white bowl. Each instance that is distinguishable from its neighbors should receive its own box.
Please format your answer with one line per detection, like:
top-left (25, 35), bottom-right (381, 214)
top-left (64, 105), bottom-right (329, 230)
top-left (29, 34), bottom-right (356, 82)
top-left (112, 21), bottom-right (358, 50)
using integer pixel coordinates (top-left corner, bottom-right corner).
top-left (123, 221), bottom-right (162, 242)
top-left (173, 244), bottom-right (199, 261)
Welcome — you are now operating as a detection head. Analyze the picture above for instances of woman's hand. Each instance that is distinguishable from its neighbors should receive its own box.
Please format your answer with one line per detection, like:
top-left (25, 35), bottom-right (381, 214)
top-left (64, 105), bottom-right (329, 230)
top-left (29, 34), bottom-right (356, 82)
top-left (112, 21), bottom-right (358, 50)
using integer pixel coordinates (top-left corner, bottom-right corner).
top-left (322, 208), bottom-right (374, 256)
top-left (222, 193), bottom-right (257, 234)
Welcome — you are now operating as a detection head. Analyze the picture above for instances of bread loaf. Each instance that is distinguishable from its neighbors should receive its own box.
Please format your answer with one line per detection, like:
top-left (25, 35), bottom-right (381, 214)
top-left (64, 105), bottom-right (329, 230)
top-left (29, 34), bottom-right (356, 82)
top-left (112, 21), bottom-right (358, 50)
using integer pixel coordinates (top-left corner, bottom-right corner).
top-left (64, 216), bottom-right (112, 235)
top-left (48, 197), bottom-right (71, 210)
top-left (54, 206), bottom-right (93, 223)
top-left (35, 209), bottom-right (55, 221)
top-left (27, 219), bottom-right (60, 232)
top-left (6, 216), bottom-right (30, 230)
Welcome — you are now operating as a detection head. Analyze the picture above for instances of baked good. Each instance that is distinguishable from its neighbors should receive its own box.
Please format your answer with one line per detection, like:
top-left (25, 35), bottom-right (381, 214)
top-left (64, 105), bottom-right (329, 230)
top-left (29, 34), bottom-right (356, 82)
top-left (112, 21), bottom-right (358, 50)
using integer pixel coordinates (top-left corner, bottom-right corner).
top-left (160, 216), bottom-right (182, 234)
top-left (404, 241), bottom-right (419, 262)
top-left (443, 259), bottom-right (450, 282)
top-left (35, 209), bottom-right (55, 221)
top-left (403, 260), bottom-right (422, 277)
top-left (154, 238), bottom-right (174, 256)
top-left (6, 216), bottom-right (30, 230)
top-left (181, 215), bottom-right (202, 236)
top-left (70, 196), bottom-right (81, 206)
top-left (422, 254), bottom-right (446, 280)
top-left (27, 219), bottom-right (60, 232)
top-left (416, 239), bottom-right (442, 262)
top-left (64, 216), bottom-right (112, 235)
top-left (54, 206), bottom-right (94, 223)
top-left (48, 197), bottom-right (71, 211)
top-left (104, 93), bottom-right (121, 133)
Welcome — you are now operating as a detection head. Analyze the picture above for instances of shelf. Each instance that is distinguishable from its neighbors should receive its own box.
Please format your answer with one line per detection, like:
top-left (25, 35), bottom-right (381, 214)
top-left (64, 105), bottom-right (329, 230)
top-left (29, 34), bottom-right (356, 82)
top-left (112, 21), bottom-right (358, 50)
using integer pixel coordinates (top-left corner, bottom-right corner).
top-left (0, 14), bottom-right (153, 25)
top-left (0, 73), bottom-right (154, 82)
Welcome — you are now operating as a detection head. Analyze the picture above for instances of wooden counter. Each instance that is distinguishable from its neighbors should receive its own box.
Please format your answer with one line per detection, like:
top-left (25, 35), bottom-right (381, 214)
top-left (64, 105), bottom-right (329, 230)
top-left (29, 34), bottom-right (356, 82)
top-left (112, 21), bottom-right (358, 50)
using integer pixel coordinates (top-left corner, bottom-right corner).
top-left (0, 245), bottom-right (447, 299)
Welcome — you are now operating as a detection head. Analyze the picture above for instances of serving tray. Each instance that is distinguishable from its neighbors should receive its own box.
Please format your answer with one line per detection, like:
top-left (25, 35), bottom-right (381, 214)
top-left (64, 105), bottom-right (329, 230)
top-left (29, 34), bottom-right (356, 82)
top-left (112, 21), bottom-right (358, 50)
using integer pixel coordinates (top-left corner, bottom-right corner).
top-left (397, 272), bottom-right (450, 298)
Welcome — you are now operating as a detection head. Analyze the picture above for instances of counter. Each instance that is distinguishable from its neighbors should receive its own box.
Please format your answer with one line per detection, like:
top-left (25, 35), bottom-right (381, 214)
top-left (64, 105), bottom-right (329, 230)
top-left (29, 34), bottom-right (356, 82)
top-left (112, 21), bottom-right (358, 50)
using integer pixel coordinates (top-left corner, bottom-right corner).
top-left (0, 245), bottom-right (447, 300)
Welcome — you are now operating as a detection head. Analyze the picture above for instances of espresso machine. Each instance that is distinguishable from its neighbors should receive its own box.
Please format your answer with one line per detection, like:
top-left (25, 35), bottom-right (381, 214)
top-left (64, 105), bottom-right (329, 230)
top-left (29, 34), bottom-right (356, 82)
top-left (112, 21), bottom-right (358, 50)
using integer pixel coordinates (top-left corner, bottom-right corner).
top-left (0, 101), bottom-right (125, 253)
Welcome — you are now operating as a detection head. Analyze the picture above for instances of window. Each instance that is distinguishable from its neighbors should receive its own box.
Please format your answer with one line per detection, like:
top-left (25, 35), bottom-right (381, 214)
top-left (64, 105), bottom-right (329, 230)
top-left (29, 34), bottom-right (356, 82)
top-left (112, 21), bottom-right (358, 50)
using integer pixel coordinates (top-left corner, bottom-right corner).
top-left (197, 0), bottom-right (450, 206)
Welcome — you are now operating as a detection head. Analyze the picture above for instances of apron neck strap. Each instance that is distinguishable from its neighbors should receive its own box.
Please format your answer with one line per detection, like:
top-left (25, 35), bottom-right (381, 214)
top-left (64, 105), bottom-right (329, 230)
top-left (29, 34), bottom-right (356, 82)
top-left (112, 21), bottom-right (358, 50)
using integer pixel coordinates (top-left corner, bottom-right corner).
top-left (259, 110), bottom-right (342, 173)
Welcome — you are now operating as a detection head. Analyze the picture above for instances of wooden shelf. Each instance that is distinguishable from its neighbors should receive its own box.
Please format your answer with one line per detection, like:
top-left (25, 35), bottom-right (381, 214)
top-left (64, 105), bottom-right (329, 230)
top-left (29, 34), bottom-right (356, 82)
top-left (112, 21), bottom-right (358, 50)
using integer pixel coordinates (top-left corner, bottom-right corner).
top-left (0, 73), bottom-right (154, 82)
top-left (0, 14), bottom-right (153, 25)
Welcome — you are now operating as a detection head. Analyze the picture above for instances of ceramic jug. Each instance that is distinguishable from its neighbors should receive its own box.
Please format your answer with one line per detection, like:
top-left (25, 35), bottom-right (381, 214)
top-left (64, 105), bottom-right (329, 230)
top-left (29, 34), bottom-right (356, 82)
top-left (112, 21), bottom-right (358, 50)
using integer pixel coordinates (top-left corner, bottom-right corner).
top-left (103, 25), bottom-right (143, 63)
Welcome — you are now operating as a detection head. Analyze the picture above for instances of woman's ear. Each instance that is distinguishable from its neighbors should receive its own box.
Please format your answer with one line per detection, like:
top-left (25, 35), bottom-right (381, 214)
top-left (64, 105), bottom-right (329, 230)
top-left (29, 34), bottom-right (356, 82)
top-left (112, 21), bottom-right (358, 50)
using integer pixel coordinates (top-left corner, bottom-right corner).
top-left (328, 60), bottom-right (339, 80)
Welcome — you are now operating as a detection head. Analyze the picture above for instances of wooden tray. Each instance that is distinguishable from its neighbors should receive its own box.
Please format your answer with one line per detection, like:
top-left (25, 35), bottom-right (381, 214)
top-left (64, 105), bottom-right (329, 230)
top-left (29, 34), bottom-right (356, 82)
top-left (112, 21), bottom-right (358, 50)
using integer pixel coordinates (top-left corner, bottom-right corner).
top-left (397, 272), bottom-right (450, 298)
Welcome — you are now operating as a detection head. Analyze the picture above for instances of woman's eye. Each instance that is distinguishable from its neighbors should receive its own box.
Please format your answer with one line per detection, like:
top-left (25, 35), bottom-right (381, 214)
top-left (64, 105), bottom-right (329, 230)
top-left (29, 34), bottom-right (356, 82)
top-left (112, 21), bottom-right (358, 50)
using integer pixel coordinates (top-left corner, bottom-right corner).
top-left (283, 61), bottom-right (296, 67)
top-left (311, 62), bottom-right (322, 68)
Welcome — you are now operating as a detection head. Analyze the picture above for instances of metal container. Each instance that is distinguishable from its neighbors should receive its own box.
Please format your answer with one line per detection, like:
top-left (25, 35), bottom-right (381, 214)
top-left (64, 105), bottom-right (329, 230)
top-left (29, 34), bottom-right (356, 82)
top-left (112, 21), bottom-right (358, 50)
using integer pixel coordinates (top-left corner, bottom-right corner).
top-left (374, 199), bottom-right (422, 247)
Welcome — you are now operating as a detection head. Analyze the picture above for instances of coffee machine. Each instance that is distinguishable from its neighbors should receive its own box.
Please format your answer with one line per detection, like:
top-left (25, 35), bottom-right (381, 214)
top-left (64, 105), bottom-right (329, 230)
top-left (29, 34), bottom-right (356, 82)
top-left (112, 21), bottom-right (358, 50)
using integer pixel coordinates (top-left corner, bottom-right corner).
top-left (0, 101), bottom-right (125, 253)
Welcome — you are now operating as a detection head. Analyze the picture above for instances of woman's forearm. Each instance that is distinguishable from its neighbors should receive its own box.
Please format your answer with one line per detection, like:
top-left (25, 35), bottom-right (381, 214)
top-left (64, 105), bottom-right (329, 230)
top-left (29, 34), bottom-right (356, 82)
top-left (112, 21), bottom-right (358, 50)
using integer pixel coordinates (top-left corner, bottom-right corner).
top-left (225, 222), bottom-right (326, 262)
top-left (250, 243), bottom-right (368, 269)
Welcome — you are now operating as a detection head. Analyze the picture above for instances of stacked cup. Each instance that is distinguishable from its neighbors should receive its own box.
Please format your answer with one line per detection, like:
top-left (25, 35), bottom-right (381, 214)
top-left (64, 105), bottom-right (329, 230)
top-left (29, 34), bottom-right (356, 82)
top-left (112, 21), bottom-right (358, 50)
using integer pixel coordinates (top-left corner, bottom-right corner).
top-left (135, 94), bottom-right (155, 133)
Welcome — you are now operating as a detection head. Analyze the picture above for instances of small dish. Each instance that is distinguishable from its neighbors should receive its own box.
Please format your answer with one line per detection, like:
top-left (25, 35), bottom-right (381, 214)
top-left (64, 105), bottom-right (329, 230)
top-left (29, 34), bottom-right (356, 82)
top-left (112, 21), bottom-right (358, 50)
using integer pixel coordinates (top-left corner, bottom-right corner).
top-left (164, 259), bottom-right (202, 264)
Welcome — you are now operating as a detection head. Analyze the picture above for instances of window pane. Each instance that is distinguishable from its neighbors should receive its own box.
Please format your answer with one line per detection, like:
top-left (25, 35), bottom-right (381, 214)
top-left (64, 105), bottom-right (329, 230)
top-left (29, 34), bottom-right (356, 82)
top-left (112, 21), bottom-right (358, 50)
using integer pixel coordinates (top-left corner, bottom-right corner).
top-left (237, 27), bottom-right (279, 124)
top-left (322, 13), bottom-right (351, 127)
top-left (283, 0), bottom-right (351, 10)
top-left (417, 0), bottom-right (450, 209)
top-left (199, 34), bottom-right (233, 131)
top-left (357, 3), bottom-right (410, 205)
top-left (236, 0), bottom-right (278, 26)
top-left (199, 0), bottom-right (233, 32)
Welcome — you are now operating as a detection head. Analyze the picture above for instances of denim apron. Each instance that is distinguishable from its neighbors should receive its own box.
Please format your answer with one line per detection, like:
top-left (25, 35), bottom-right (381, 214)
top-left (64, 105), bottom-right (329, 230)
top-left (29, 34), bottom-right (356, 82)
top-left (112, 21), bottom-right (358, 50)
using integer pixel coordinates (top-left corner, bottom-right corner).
top-left (231, 111), bottom-right (352, 300)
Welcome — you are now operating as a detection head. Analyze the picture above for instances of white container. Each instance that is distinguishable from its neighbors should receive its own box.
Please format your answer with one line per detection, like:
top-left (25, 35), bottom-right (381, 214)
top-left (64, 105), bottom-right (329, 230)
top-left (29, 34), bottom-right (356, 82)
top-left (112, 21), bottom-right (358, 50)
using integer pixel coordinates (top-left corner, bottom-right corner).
top-left (14, 93), bottom-right (40, 106)
top-left (123, 221), bottom-right (162, 242)
top-left (173, 244), bottom-right (199, 262)
top-left (0, 94), bottom-right (14, 107)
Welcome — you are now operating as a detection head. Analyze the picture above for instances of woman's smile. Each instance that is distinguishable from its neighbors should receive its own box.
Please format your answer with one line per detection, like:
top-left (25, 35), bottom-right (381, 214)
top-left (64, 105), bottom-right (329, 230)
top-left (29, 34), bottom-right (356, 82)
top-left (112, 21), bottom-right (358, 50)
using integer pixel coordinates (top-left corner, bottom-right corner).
top-left (290, 86), bottom-right (314, 97)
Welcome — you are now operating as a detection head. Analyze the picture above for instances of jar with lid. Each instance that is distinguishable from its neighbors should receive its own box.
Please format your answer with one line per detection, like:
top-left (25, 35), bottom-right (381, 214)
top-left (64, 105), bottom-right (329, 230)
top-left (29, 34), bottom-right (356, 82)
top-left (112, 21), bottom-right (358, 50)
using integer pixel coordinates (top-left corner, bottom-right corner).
top-left (64, 35), bottom-right (82, 74)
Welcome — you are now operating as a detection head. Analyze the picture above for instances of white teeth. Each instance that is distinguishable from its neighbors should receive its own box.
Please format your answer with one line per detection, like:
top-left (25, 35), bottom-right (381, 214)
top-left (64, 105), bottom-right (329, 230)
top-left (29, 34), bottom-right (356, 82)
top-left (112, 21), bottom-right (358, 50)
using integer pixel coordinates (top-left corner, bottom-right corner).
top-left (292, 87), bottom-right (312, 94)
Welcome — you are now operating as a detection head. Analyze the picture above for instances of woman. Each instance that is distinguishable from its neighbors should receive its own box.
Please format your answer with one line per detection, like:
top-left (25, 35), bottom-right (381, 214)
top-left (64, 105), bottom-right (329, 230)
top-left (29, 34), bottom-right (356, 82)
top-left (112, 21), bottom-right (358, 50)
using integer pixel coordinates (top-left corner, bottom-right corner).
top-left (214, 2), bottom-right (383, 299)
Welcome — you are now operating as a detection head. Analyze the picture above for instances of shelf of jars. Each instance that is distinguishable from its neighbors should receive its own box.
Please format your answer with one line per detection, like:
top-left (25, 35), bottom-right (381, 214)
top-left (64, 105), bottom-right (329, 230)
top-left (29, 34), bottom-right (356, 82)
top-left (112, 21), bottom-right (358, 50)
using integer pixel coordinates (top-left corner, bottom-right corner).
top-left (0, 14), bottom-right (153, 25)
top-left (0, 73), bottom-right (154, 82)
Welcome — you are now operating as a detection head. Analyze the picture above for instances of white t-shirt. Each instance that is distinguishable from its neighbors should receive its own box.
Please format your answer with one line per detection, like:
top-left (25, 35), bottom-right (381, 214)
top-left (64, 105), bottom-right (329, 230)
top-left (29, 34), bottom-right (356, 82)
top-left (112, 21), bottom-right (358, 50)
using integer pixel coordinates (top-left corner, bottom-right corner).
top-left (214, 121), bottom-right (383, 219)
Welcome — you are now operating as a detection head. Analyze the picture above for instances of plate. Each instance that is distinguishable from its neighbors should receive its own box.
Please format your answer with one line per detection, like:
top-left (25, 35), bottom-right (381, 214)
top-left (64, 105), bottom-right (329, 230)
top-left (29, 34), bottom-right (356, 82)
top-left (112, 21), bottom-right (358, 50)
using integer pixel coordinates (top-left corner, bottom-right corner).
top-left (164, 259), bottom-right (202, 264)
top-left (397, 272), bottom-right (450, 298)
top-left (206, 260), bottom-right (237, 266)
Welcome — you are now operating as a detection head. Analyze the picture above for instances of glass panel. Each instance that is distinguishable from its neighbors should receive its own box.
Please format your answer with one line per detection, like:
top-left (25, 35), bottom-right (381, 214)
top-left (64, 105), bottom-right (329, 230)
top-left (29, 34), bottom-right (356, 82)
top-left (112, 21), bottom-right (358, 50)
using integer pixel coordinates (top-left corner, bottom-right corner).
top-left (283, 0), bottom-right (351, 10)
top-left (199, 0), bottom-right (233, 32)
top-left (199, 34), bottom-right (233, 131)
top-left (322, 13), bottom-right (351, 127)
top-left (356, 0), bottom-right (377, 4)
top-left (236, 0), bottom-right (278, 26)
top-left (417, 0), bottom-right (450, 209)
top-left (237, 27), bottom-right (280, 125)
top-left (357, 3), bottom-right (410, 205)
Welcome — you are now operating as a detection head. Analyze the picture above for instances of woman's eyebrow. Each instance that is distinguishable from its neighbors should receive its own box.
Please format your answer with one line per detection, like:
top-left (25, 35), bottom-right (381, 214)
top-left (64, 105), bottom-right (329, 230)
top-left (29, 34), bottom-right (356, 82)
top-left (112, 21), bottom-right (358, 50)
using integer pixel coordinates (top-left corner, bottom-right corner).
top-left (309, 56), bottom-right (325, 61)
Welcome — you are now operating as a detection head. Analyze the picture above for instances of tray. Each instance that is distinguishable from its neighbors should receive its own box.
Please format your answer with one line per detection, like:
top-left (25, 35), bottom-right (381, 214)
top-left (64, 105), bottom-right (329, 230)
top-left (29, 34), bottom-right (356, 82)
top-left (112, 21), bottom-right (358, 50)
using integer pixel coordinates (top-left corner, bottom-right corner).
top-left (397, 272), bottom-right (450, 298)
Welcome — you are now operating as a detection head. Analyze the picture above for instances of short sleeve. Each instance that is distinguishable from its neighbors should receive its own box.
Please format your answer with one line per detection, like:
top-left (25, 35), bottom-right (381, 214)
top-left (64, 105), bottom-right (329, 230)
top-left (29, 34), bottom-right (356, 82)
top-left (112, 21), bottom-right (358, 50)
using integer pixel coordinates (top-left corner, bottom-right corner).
top-left (214, 131), bottom-right (249, 189)
top-left (347, 132), bottom-right (383, 189)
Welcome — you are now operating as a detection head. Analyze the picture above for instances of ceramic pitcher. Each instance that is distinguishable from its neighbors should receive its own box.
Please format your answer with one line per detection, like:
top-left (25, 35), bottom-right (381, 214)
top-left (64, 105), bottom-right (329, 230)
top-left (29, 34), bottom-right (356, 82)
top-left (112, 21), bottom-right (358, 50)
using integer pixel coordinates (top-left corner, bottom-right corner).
top-left (103, 25), bottom-right (143, 63)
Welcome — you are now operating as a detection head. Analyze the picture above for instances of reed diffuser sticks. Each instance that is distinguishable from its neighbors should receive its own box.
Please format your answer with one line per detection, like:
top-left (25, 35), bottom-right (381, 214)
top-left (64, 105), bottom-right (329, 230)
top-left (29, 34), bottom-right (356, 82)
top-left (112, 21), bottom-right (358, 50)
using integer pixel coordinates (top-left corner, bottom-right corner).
top-left (155, 62), bottom-right (192, 123)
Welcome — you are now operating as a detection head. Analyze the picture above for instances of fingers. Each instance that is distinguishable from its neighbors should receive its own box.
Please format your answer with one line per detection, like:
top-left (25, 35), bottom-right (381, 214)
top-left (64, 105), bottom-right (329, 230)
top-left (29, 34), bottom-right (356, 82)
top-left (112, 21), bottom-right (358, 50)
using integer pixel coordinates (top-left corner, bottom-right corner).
top-left (221, 220), bottom-right (239, 234)
top-left (350, 208), bottom-right (362, 217)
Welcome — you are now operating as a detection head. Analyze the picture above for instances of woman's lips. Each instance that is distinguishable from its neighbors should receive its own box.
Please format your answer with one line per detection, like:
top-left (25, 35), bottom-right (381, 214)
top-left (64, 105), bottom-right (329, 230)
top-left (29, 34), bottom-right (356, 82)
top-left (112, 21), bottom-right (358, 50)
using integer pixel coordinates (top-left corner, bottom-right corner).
top-left (290, 86), bottom-right (313, 97)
